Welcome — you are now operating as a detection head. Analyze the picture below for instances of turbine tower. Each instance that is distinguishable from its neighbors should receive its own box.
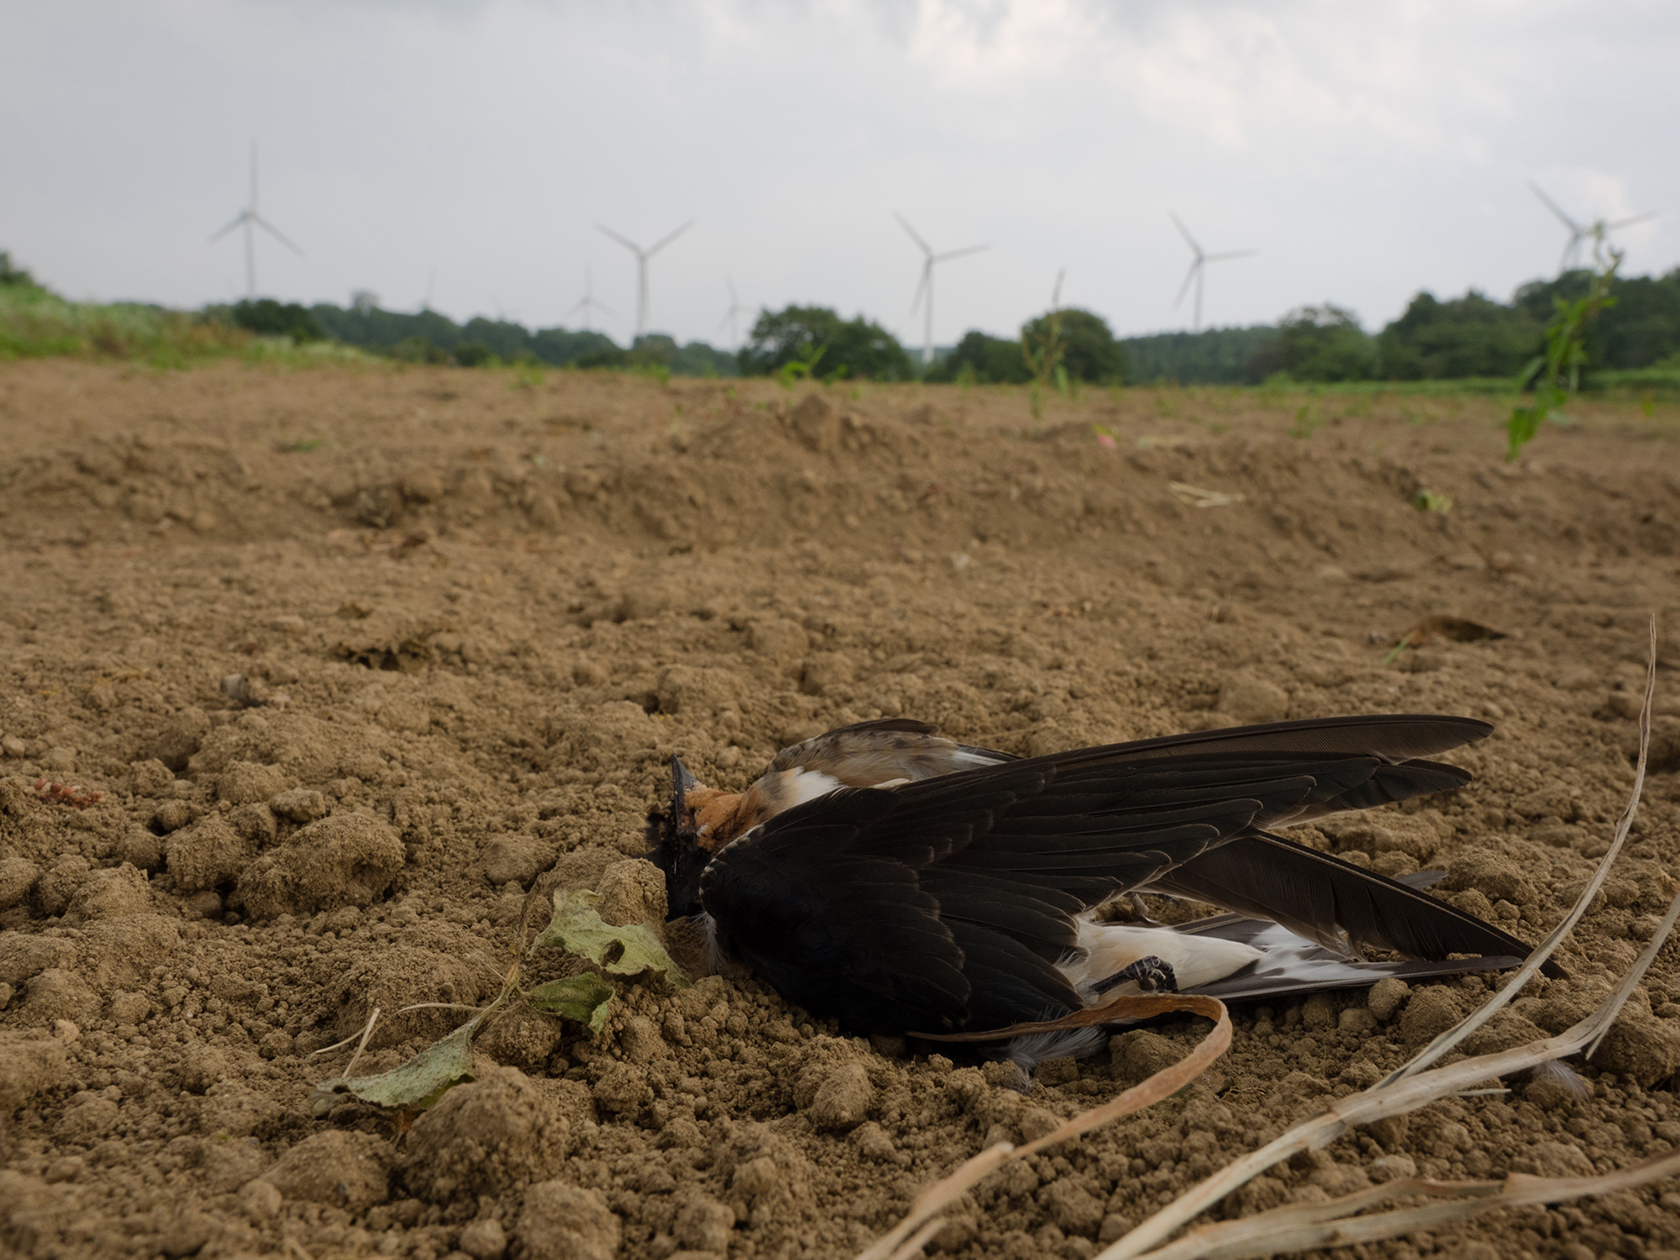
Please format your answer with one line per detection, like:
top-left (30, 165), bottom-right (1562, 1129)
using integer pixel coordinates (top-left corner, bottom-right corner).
top-left (566, 267), bottom-right (615, 333)
top-left (1170, 211), bottom-right (1254, 333)
top-left (596, 220), bottom-right (694, 337)
top-left (208, 143), bottom-right (303, 299)
top-left (1529, 183), bottom-right (1654, 273)
top-left (895, 212), bottom-right (986, 366)
top-left (716, 278), bottom-right (752, 346)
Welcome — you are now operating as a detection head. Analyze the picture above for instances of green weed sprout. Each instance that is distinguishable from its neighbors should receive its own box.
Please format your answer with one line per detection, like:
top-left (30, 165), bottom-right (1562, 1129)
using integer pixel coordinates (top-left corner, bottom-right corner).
top-left (777, 343), bottom-right (826, 388)
top-left (1022, 308), bottom-right (1067, 422)
top-left (1289, 403), bottom-right (1321, 439)
top-left (1508, 229), bottom-right (1621, 460)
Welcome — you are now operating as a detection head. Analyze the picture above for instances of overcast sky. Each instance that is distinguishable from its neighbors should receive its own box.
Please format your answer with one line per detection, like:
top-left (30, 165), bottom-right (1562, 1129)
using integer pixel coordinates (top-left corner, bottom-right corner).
top-left (4, 1), bottom-right (1676, 348)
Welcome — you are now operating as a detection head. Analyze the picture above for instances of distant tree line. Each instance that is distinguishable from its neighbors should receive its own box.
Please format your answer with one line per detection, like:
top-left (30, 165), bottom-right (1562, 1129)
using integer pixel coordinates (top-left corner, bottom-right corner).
top-left (1120, 326), bottom-right (1281, 386)
top-left (303, 300), bottom-right (739, 375)
top-left (1120, 267), bottom-right (1680, 385)
top-left (18, 243), bottom-right (1676, 384)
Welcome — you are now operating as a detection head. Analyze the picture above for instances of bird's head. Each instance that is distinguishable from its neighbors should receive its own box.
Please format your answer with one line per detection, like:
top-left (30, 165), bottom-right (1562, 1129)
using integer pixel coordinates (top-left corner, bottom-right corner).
top-left (645, 753), bottom-right (809, 916)
top-left (647, 755), bottom-right (764, 918)
top-left (646, 756), bottom-right (709, 918)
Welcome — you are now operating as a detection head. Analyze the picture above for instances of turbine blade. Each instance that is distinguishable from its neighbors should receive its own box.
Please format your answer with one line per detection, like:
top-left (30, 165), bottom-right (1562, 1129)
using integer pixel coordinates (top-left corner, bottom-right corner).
top-left (207, 213), bottom-right (246, 244)
top-left (934, 243), bottom-right (988, 263)
top-left (596, 224), bottom-right (642, 254)
top-left (1173, 260), bottom-right (1200, 309)
top-left (1529, 182), bottom-right (1582, 232)
top-left (1606, 212), bottom-right (1655, 230)
top-left (647, 220), bottom-right (695, 257)
top-left (253, 216), bottom-right (304, 256)
top-left (894, 211), bottom-right (932, 257)
top-left (1168, 210), bottom-right (1202, 256)
top-left (594, 299), bottom-right (617, 317)
top-left (1205, 249), bottom-right (1257, 262)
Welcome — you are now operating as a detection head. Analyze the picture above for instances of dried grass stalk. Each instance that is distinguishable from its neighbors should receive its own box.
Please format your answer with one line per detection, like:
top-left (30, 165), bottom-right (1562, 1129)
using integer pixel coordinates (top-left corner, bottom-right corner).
top-left (1380, 616), bottom-right (1657, 1085)
top-left (1097, 615), bottom-right (1663, 1260)
top-left (1139, 1148), bottom-right (1680, 1260)
top-left (858, 997), bottom-right (1231, 1260)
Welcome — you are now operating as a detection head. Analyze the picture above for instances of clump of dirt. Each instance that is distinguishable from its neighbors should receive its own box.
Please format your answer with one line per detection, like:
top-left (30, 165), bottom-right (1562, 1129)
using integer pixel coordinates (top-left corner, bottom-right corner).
top-left (1, 361), bottom-right (1679, 1258)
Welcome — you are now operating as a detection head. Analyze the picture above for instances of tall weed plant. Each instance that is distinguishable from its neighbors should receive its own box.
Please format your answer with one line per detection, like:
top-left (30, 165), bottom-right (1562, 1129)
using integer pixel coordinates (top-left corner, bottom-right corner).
top-left (1507, 229), bottom-right (1621, 459)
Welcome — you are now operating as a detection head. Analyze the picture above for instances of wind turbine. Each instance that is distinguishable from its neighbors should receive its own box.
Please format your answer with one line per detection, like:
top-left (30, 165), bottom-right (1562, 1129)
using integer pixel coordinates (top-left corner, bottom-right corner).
top-left (566, 267), bottom-right (615, 333)
top-left (1529, 182), bottom-right (1654, 273)
top-left (208, 142), bottom-right (303, 299)
top-left (895, 212), bottom-right (987, 366)
top-left (1170, 211), bottom-right (1254, 332)
top-left (716, 278), bottom-right (752, 346)
top-left (596, 220), bottom-right (694, 337)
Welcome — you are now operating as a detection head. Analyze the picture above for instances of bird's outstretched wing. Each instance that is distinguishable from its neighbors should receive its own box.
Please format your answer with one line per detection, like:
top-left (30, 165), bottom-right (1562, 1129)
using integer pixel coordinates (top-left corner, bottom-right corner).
top-left (751, 714), bottom-right (1488, 816)
top-left (700, 737), bottom-right (1494, 1034)
top-left (1065, 713), bottom-right (1492, 764)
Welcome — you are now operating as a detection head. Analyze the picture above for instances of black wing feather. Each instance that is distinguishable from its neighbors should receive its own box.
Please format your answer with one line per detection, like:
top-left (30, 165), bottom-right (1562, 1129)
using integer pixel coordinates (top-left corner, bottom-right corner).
top-left (1035, 714), bottom-right (1493, 766)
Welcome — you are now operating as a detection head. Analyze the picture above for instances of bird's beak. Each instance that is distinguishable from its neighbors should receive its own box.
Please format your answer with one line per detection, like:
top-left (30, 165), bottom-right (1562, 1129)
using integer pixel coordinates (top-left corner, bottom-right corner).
top-left (647, 755), bottom-right (710, 919)
top-left (671, 756), bottom-right (700, 805)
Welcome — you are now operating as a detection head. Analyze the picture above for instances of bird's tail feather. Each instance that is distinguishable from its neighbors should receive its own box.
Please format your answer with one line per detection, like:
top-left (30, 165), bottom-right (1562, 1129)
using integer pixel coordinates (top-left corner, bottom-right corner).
top-left (1148, 829), bottom-right (1565, 977)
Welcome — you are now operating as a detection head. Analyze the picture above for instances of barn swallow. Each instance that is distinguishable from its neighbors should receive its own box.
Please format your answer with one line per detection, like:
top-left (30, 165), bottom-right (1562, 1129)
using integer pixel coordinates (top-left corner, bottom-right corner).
top-left (648, 716), bottom-right (1555, 1063)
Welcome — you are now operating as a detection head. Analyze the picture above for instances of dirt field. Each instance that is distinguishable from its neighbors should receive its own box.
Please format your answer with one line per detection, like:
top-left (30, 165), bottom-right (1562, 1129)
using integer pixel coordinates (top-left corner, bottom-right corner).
top-left (1, 359), bottom-right (1679, 1260)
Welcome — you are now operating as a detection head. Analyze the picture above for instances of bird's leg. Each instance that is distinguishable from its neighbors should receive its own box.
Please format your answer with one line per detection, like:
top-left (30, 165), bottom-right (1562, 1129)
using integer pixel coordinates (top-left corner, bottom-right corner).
top-left (1094, 955), bottom-right (1179, 995)
top-left (1127, 892), bottom-right (1160, 923)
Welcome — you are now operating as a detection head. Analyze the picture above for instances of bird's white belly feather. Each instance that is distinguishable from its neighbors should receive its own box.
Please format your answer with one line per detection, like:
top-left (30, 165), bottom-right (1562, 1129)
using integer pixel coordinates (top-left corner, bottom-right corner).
top-left (1060, 919), bottom-right (1263, 999)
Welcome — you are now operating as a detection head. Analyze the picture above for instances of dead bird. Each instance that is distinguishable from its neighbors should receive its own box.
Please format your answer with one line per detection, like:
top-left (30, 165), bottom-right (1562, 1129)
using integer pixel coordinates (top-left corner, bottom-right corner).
top-left (648, 716), bottom-right (1557, 1067)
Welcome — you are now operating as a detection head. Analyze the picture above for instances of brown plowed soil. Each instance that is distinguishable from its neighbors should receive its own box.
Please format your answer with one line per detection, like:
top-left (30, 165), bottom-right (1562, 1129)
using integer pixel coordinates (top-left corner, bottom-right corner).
top-left (1, 359), bottom-right (1679, 1260)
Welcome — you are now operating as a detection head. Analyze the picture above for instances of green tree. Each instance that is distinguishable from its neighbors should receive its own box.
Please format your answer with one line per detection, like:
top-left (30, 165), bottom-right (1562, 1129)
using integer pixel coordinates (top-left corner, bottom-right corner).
top-left (1254, 305), bottom-right (1374, 382)
top-left (452, 340), bottom-right (495, 367)
top-left (926, 331), bottom-right (1032, 384)
top-left (1020, 308), bottom-right (1127, 383)
top-left (0, 251), bottom-right (35, 288)
top-left (929, 309), bottom-right (1127, 386)
top-left (229, 299), bottom-right (323, 343)
top-left (1122, 326), bottom-right (1280, 385)
top-left (1377, 291), bottom-right (1541, 379)
top-left (739, 306), bottom-right (914, 381)
top-left (1515, 268), bottom-right (1680, 371)
top-left (387, 335), bottom-right (450, 365)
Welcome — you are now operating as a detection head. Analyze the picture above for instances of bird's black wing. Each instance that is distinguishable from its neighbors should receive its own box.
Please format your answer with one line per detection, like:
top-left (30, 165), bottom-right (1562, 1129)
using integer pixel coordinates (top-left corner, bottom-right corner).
top-left (699, 751), bottom-right (1408, 1034)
